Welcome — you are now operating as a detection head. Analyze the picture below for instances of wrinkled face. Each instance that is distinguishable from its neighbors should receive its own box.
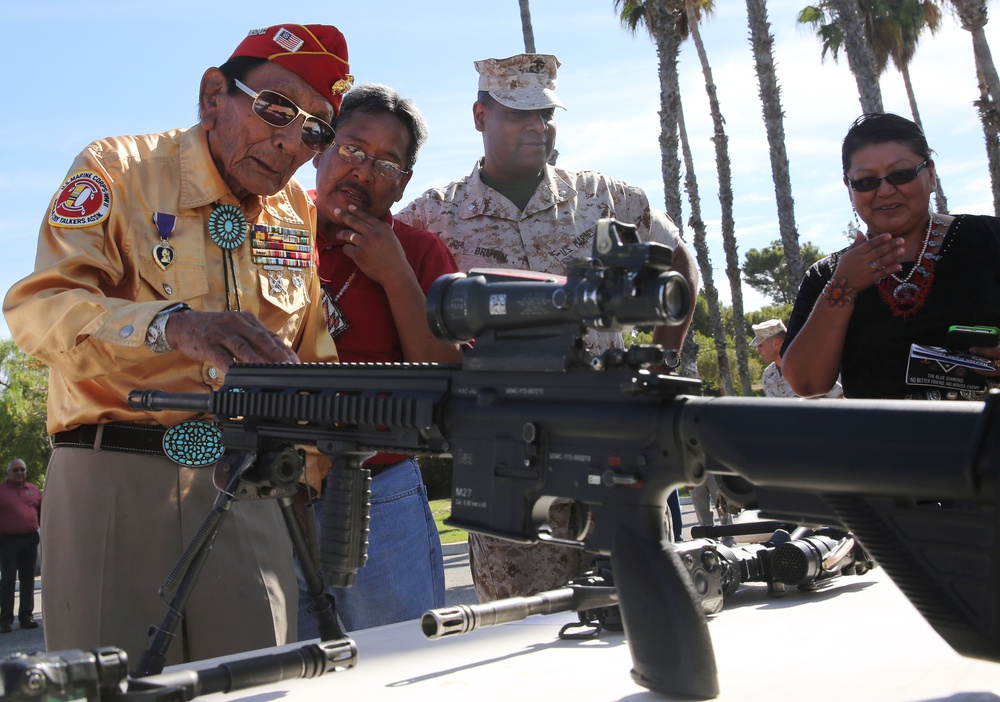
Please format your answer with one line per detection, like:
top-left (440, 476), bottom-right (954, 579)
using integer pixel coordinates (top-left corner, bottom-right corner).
top-left (201, 61), bottom-right (335, 200)
top-left (845, 141), bottom-right (935, 237)
top-left (474, 100), bottom-right (556, 180)
top-left (6, 461), bottom-right (26, 487)
top-left (313, 111), bottom-right (413, 225)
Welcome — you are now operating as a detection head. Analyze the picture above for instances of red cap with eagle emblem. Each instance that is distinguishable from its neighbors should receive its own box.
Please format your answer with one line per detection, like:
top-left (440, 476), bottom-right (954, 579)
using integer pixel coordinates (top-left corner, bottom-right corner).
top-left (229, 24), bottom-right (353, 114)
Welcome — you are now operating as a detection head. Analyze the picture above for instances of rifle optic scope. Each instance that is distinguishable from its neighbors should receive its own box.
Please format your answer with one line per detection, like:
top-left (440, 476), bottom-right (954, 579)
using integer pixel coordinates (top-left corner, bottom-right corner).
top-left (426, 223), bottom-right (689, 344)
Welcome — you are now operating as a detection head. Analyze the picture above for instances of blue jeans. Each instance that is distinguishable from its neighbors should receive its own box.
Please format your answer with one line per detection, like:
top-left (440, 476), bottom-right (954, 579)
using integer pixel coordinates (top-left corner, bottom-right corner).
top-left (297, 458), bottom-right (445, 637)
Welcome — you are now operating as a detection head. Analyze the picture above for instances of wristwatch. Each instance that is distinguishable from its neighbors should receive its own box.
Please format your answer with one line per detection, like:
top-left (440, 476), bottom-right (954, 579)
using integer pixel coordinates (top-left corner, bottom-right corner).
top-left (145, 302), bottom-right (190, 353)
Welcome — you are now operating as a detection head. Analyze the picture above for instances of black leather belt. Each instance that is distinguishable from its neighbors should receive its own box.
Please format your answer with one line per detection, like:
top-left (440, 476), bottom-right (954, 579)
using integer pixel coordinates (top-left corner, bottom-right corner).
top-left (53, 423), bottom-right (167, 456)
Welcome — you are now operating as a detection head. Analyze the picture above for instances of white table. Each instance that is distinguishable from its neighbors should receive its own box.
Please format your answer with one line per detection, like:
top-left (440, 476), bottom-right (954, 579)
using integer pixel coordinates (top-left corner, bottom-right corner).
top-left (190, 568), bottom-right (1000, 701)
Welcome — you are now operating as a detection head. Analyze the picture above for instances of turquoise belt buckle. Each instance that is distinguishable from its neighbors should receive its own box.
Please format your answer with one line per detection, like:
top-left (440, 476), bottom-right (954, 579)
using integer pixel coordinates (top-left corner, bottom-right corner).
top-left (162, 420), bottom-right (225, 467)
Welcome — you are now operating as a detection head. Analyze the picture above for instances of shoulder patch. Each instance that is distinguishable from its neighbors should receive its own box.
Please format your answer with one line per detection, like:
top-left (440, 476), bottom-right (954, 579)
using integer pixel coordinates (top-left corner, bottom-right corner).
top-left (49, 171), bottom-right (112, 228)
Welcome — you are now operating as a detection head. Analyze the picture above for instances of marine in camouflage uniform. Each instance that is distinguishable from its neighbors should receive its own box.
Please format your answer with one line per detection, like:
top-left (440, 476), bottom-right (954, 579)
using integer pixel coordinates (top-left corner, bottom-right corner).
top-left (762, 362), bottom-right (799, 398)
top-left (396, 53), bottom-right (698, 602)
top-left (751, 319), bottom-right (842, 398)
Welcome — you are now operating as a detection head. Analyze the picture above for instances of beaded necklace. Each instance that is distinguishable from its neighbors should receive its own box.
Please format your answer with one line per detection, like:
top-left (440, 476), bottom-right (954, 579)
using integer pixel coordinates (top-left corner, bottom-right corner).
top-left (328, 268), bottom-right (358, 301)
top-left (873, 213), bottom-right (945, 319)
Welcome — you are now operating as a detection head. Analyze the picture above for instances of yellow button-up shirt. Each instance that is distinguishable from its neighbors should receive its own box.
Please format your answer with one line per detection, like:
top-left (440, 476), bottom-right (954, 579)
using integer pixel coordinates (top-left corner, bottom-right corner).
top-left (4, 125), bottom-right (338, 433)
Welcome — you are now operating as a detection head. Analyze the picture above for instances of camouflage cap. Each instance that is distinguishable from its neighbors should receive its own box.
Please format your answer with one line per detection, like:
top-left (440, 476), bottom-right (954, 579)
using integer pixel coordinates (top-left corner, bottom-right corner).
top-left (474, 53), bottom-right (566, 111)
top-left (750, 319), bottom-right (787, 348)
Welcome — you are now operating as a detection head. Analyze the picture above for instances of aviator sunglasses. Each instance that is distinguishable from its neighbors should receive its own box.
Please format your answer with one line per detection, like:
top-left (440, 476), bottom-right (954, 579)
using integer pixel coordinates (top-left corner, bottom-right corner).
top-left (233, 79), bottom-right (335, 153)
top-left (332, 143), bottom-right (410, 180)
top-left (846, 159), bottom-right (930, 192)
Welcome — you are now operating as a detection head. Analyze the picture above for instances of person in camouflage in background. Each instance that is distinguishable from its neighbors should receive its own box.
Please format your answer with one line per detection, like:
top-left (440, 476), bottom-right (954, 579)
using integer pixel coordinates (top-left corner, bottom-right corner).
top-left (396, 53), bottom-right (698, 602)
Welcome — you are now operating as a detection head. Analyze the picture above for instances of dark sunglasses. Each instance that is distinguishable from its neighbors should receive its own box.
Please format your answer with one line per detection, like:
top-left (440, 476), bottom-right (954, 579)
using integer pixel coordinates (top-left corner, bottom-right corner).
top-left (846, 159), bottom-right (930, 192)
top-left (233, 79), bottom-right (335, 153)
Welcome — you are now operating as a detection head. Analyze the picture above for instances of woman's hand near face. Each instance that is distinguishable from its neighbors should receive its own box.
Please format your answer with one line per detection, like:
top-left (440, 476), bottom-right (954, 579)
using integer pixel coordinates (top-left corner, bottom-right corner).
top-left (832, 231), bottom-right (906, 292)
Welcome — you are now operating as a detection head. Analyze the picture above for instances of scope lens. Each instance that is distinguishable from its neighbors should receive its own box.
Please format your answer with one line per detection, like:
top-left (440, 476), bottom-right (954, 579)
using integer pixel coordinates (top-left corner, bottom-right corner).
top-left (659, 273), bottom-right (690, 325)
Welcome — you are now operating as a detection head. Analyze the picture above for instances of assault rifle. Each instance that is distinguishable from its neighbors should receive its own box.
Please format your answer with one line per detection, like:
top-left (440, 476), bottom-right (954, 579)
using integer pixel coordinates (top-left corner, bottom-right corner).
top-left (128, 220), bottom-right (1000, 699)
top-left (0, 641), bottom-right (356, 702)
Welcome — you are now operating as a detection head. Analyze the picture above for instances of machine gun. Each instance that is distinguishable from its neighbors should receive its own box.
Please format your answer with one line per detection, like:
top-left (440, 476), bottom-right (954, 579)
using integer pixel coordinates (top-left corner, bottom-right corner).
top-left (0, 640), bottom-right (355, 702)
top-left (128, 220), bottom-right (1000, 700)
top-left (420, 526), bottom-right (874, 641)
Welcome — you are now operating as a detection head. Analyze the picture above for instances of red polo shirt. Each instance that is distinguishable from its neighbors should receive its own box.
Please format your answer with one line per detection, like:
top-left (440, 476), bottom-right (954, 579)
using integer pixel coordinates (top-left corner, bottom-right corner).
top-left (313, 202), bottom-right (459, 466)
top-left (0, 481), bottom-right (41, 535)
top-left (315, 210), bottom-right (458, 362)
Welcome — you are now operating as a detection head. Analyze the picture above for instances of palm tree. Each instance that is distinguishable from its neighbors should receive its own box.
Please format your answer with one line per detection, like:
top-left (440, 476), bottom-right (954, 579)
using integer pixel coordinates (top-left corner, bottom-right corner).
top-left (519, 0), bottom-right (537, 53)
top-left (949, 0), bottom-right (1000, 213)
top-left (800, 0), bottom-right (886, 113)
top-left (685, 0), bottom-right (753, 395)
top-left (615, 0), bottom-right (734, 389)
top-left (949, 0), bottom-right (1000, 105)
top-left (679, 99), bottom-right (736, 394)
top-left (974, 53), bottom-right (1000, 213)
top-left (745, 0), bottom-right (806, 300)
top-left (617, 1), bottom-right (686, 230)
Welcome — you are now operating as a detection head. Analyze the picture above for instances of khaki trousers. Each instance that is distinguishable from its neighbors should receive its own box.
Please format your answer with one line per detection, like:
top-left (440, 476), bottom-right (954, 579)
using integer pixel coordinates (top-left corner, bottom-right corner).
top-left (41, 447), bottom-right (296, 666)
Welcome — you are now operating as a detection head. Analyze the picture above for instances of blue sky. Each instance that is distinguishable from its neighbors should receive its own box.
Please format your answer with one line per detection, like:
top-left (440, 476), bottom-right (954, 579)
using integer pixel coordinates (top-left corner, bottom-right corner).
top-left (1, 1), bottom-right (997, 339)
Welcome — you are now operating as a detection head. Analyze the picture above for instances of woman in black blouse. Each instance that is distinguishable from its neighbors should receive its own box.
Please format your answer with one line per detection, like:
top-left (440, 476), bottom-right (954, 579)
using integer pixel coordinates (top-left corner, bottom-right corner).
top-left (782, 113), bottom-right (1000, 400)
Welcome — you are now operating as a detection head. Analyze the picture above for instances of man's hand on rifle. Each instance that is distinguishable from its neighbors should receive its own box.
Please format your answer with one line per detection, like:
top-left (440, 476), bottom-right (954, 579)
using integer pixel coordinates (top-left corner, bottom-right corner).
top-left (166, 310), bottom-right (300, 372)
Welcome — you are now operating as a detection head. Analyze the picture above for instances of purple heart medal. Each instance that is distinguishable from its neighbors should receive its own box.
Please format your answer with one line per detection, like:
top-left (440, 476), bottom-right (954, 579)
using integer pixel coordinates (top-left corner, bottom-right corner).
top-left (152, 213), bottom-right (177, 270)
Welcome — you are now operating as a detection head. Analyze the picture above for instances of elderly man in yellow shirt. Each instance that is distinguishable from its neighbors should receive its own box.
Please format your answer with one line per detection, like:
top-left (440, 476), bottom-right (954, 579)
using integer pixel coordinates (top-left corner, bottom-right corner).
top-left (4, 24), bottom-right (352, 666)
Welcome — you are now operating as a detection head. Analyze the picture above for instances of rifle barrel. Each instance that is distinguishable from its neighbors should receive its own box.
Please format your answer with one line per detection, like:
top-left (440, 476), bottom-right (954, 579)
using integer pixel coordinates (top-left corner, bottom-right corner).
top-left (421, 585), bottom-right (617, 639)
top-left (127, 390), bottom-right (212, 414)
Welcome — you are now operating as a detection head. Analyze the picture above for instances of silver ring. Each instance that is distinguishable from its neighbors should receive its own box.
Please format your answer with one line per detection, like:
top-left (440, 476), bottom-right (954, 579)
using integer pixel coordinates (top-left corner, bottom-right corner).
top-left (870, 260), bottom-right (879, 270)
top-left (349, 232), bottom-right (357, 243)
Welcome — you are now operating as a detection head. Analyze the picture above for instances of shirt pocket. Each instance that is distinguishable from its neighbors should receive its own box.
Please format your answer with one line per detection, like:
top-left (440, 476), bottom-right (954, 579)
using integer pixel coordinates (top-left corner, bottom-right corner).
top-left (257, 266), bottom-right (311, 315)
top-left (136, 251), bottom-right (209, 303)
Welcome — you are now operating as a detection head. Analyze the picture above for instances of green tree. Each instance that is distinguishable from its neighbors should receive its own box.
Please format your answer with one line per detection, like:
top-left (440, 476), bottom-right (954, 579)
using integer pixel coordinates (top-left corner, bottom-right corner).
top-left (743, 240), bottom-right (824, 304)
top-left (745, 304), bottom-right (795, 330)
top-left (0, 341), bottom-right (50, 489)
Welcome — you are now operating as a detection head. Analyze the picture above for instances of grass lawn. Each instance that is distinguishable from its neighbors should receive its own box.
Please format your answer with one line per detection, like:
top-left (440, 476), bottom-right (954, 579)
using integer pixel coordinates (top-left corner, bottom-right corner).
top-left (430, 498), bottom-right (468, 545)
